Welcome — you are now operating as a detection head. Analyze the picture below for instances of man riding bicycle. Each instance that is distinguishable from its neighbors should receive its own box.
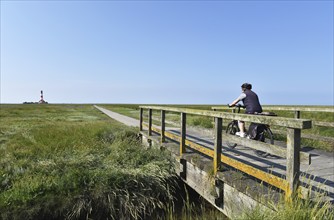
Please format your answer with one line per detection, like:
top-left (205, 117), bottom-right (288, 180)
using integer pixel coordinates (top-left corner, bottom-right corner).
top-left (228, 83), bottom-right (262, 137)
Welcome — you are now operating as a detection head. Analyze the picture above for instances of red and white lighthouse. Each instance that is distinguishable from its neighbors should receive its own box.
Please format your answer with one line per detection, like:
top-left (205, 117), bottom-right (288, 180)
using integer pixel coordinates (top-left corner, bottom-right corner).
top-left (38, 90), bottom-right (47, 104)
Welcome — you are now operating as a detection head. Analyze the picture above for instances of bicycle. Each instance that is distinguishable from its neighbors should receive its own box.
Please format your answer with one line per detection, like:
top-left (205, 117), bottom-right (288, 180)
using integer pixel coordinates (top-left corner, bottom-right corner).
top-left (225, 104), bottom-right (276, 158)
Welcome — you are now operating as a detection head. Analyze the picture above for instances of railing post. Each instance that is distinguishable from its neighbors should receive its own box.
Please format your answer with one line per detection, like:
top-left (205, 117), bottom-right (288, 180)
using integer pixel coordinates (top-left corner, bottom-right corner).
top-left (286, 128), bottom-right (301, 200)
top-left (139, 108), bottom-right (143, 131)
top-left (180, 112), bottom-right (186, 156)
top-left (213, 108), bottom-right (216, 122)
top-left (295, 110), bottom-right (301, 119)
top-left (161, 110), bottom-right (165, 143)
top-left (148, 109), bottom-right (152, 136)
top-left (214, 117), bottom-right (222, 175)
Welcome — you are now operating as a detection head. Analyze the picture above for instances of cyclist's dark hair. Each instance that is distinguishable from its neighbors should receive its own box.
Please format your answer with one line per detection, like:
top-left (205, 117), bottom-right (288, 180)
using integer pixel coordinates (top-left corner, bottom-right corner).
top-left (241, 83), bottom-right (252, 90)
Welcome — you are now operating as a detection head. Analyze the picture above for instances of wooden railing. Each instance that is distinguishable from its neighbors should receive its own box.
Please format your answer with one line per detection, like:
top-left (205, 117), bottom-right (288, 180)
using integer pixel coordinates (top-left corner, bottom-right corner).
top-left (212, 106), bottom-right (334, 143)
top-left (139, 106), bottom-right (313, 200)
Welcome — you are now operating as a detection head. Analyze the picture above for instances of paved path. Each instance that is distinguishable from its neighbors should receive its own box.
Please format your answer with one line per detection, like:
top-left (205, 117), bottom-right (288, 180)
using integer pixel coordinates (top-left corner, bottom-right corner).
top-left (95, 105), bottom-right (334, 202)
top-left (94, 105), bottom-right (139, 127)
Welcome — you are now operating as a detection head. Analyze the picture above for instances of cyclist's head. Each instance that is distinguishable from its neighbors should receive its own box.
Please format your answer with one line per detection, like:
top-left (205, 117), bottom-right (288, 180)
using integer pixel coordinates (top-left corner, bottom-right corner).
top-left (241, 83), bottom-right (252, 90)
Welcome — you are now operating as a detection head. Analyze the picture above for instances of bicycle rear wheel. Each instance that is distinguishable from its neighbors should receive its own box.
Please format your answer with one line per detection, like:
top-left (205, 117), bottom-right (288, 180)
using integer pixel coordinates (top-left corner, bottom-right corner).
top-left (255, 127), bottom-right (274, 158)
top-left (226, 122), bottom-right (238, 149)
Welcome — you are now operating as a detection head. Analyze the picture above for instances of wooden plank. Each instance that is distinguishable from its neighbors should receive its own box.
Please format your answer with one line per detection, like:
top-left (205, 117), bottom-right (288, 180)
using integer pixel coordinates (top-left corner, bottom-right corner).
top-left (148, 109), bottom-right (152, 136)
top-left (271, 129), bottom-right (334, 143)
top-left (222, 134), bottom-right (311, 164)
top-left (161, 110), bottom-right (165, 143)
top-left (314, 121), bottom-right (334, 127)
top-left (146, 125), bottom-right (288, 192)
top-left (139, 108), bottom-right (143, 131)
top-left (186, 135), bottom-right (288, 191)
top-left (146, 123), bottom-right (309, 164)
top-left (212, 106), bottom-right (334, 113)
top-left (180, 113), bottom-right (186, 155)
top-left (302, 134), bottom-right (334, 143)
top-left (141, 121), bottom-right (331, 201)
top-left (140, 106), bottom-right (312, 129)
top-left (141, 127), bottom-right (322, 201)
top-left (220, 154), bottom-right (289, 192)
top-left (295, 111), bottom-right (300, 119)
top-left (185, 139), bottom-right (214, 157)
top-left (214, 117), bottom-right (222, 174)
top-left (286, 128), bottom-right (301, 199)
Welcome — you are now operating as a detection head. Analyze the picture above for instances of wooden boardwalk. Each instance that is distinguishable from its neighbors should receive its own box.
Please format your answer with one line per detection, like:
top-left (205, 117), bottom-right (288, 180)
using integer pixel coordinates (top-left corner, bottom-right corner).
top-left (166, 127), bottom-right (334, 202)
top-left (95, 105), bottom-right (334, 203)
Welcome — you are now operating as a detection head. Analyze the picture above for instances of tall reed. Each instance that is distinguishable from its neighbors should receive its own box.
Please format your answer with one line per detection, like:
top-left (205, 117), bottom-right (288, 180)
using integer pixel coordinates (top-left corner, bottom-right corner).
top-left (0, 105), bottom-right (177, 219)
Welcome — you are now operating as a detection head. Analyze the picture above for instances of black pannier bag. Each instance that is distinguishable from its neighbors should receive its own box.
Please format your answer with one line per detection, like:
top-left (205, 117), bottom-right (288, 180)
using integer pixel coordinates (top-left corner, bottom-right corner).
top-left (248, 123), bottom-right (266, 141)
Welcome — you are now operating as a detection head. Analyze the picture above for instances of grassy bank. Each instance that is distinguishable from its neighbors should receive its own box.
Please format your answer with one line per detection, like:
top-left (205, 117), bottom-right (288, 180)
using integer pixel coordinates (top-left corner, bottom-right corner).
top-left (1, 104), bottom-right (331, 219)
top-left (239, 195), bottom-right (334, 220)
top-left (0, 104), bottom-right (177, 219)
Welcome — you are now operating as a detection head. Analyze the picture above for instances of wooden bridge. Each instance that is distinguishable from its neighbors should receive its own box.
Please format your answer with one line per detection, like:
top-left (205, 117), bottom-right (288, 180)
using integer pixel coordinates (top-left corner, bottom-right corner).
top-left (95, 105), bottom-right (334, 218)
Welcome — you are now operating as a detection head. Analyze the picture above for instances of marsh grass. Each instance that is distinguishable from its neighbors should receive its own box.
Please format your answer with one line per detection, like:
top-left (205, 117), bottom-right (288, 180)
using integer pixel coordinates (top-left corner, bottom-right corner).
top-left (0, 104), bottom-right (177, 219)
top-left (189, 116), bottom-right (213, 129)
top-left (238, 191), bottom-right (334, 220)
top-left (2, 104), bottom-right (331, 219)
top-left (162, 184), bottom-right (227, 220)
top-left (239, 199), bottom-right (333, 220)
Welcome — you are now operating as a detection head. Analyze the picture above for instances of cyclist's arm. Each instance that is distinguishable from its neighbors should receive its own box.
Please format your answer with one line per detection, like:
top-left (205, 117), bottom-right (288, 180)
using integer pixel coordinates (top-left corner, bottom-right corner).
top-left (229, 93), bottom-right (246, 106)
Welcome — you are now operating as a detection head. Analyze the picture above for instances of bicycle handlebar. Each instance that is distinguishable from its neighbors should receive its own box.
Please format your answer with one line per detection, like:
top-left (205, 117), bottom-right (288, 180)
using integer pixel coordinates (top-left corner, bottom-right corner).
top-left (227, 104), bottom-right (245, 113)
top-left (228, 104), bottom-right (245, 108)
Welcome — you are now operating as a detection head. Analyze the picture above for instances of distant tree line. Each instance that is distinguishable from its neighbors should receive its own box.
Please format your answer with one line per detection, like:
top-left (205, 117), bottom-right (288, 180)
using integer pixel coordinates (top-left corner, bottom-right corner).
top-left (23, 101), bottom-right (48, 104)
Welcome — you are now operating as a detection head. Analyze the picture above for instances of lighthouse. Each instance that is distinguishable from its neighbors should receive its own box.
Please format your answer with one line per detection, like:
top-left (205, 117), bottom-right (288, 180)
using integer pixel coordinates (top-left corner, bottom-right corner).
top-left (38, 90), bottom-right (48, 104)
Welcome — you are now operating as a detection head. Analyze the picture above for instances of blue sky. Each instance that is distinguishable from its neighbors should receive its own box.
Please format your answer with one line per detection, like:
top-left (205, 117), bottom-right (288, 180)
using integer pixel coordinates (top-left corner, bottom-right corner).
top-left (1, 0), bottom-right (333, 105)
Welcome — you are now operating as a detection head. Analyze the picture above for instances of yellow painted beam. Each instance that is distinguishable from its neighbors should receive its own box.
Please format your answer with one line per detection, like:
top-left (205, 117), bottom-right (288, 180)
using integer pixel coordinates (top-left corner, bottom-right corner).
top-left (143, 124), bottom-right (288, 192)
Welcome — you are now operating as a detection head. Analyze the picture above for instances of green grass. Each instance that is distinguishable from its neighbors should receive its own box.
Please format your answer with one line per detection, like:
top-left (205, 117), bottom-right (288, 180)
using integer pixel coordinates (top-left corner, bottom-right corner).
top-left (239, 195), bottom-right (334, 220)
top-left (2, 104), bottom-right (332, 219)
top-left (0, 104), bottom-right (177, 219)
